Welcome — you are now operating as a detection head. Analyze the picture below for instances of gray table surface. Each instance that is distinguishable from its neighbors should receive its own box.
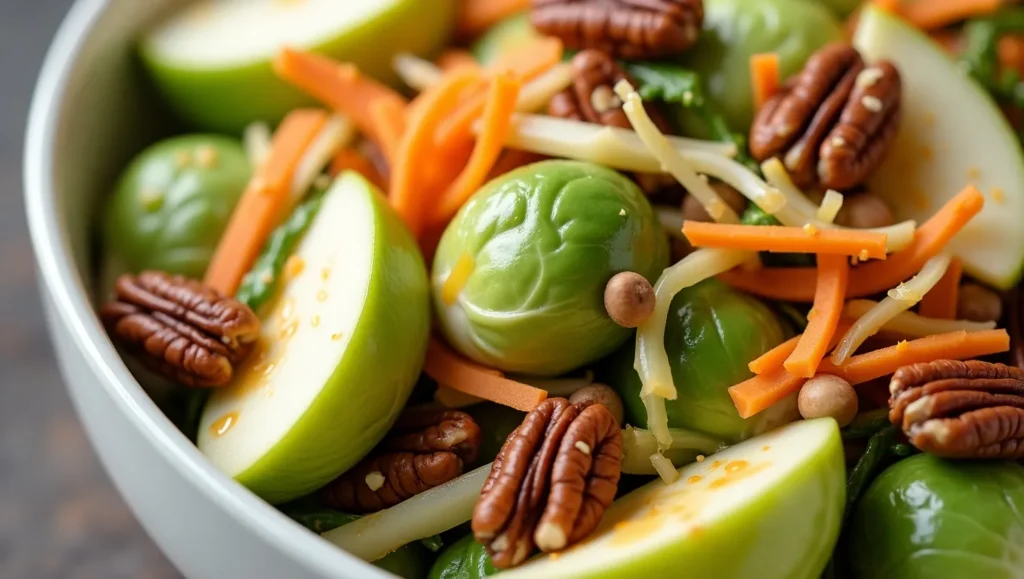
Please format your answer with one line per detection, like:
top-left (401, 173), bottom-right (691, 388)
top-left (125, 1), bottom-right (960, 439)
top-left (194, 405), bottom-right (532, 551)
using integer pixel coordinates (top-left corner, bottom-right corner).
top-left (0, 1), bottom-right (182, 577)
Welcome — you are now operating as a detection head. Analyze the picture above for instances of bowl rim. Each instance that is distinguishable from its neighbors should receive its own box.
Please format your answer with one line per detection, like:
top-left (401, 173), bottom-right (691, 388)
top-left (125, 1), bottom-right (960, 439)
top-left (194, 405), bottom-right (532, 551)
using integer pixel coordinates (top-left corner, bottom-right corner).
top-left (23, 1), bottom-right (391, 577)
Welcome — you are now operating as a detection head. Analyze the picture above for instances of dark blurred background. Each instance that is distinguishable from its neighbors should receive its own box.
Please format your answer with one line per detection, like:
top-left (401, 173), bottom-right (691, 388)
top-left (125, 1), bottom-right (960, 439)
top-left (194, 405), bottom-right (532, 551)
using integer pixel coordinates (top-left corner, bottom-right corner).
top-left (0, 2), bottom-right (181, 577)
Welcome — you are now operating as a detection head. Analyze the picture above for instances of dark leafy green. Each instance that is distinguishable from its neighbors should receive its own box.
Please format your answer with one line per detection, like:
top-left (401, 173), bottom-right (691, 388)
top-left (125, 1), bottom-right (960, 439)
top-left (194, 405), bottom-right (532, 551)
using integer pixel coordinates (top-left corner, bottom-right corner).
top-left (844, 426), bottom-right (897, 517)
top-left (236, 190), bottom-right (324, 312)
top-left (839, 409), bottom-right (891, 441)
top-left (428, 534), bottom-right (500, 579)
top-left (961, 9), bottom-right (1024, 114)
top-left (846, 455), bottom-right (1024, 578)
top-left (740, 205), bottom-right (815, 267)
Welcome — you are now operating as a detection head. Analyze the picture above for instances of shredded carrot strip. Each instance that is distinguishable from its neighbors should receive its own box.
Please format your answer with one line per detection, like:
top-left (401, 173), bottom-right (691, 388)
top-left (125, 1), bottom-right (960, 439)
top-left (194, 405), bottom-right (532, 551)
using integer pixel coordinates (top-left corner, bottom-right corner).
top-left (1000, 36), bottom-right (1024, 75)
top-left (872, 0), bottom-right (902, 14)
top-left (718, 185), bottom-right (985, 302)
top-left (729, 370), bottom-right (806, 420)
top-left (423, 339), bottom-right (548, 412)
top-left (273, 48), bottom-right (408, 163)
top-left (901, 0), bottom-right (1001, 30)
top-left (749, 320), bottom-right (854, 375)
top-left (432, 73), bottom-right (521, 225)
top-left (437, 49), bottom-right (480, 72)
top-left (436, 37), bottom-right (563, 145)
top-left (368, 98), bottom-right (407, 164)
top-left (390, 69), bottom-right (482, 238)
top-left (683, 221), bottom-right (888, 259)
top-left (784, 256), bottom-right (850, 378)
top-left (750, 53), bottom-right (781, 112)
top-left (918, 257), bottom-right (962, 320)
top-left (330, 148), bottom-right (386, 191)
top-left (817, 329), bottom-right (1010, 385)
top-left (457, 0), bottom-right (531, 37)
top-left (204, 109), bottom-right (328, 296)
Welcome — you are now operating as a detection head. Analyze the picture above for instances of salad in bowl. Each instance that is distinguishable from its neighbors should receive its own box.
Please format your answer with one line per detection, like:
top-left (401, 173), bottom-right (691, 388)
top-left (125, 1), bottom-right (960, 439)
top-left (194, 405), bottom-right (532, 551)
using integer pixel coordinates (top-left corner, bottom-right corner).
top-left (89, 0), bottom-right (1024, 577)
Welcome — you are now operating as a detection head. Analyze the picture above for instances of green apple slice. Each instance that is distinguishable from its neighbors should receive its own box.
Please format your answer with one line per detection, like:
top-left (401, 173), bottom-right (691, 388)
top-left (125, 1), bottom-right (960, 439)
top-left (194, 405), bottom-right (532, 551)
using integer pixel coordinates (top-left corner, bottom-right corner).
top-left (141, 0), bottom-right (456, 132)
top-left (504, 419), bottom-right (845, 579)
top-left (197, 172), bottom-right (430, 504)
top-left (853, 6), bottom-right (1024, 289)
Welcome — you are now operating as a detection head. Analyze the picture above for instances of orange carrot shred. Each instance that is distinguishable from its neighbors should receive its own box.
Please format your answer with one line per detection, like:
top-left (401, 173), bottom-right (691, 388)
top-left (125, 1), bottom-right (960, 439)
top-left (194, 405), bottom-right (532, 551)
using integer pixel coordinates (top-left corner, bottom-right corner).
top-left (457, 0), bottom-right (531, 38)
top-left (749, 320), bottom-right (854, 375)
top-left (816, 329), bottom-right (1010, 385)
top-left (368, 98), bottom-right (407, 165)
top-left (390, 69), bottom-right (482, 238)
top-left (682, 221), bottom-right (888, 259)
top-left (204, 109), bottom-right (328, 296)
top-left (423, 339), bottom-right (548, 412)
top-left (718, 185), bottom-right (985, 302)
top-left (437, 49), bottom-right (480, 72)
top-left (784, 256), bottom-right (850, 378)
top-left (729, 370), bottom-right (806, 420)
top-left (750, 53), bottom-right (781, 112)
top-left (330, 148), bottom-right (386, 191)
top-left (436, 37), bottom-right (563, 145)
top-left (900, 0), bottom-right (1001, 31)
top-left (872, 0), bottom-right (902, 15)
top-left (273, 48), bottom-right (407, 162)
top-left (432, 73), bottom-right (521, 225)
top-left (918, 257), bottom-right (962, 320)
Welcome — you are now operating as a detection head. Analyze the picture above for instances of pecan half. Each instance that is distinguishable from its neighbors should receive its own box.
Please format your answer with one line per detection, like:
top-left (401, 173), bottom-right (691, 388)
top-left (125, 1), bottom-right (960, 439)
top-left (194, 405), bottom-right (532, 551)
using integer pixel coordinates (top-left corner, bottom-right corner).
top-left (548, 50), bottom-right (672, 132)
top-left (100, 271), bottom-right (260, 387)
top-left (889, 360), bottom-right (1024, 459)
top-left (749, 43), bottom-right (902, 191)
top-left (472, 398), bottom-right (622, 568)
top-left (532, 0), bottom-right (703, 60)
top-left (321, 409), bottom-right (481, 513)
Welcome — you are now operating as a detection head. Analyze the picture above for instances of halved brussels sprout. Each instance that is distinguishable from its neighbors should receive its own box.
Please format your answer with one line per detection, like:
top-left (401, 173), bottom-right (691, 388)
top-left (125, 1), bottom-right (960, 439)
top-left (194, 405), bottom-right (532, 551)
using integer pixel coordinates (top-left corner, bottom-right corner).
top-left (104, 134), bottom-right (250, 279)
top-left (846, 454), bottom-right (1024, 578)
top-left (600, 279), bottom-right (796, 442)
top-left (433, 160), bottom-right (669, 376)
top-left (429, 534), bottom-right (498, 579)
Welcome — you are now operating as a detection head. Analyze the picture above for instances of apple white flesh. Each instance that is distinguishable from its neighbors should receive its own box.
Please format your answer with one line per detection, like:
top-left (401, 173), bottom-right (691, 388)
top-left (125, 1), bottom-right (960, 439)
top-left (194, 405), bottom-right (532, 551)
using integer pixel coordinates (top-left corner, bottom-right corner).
top-left (198, 172), bottom-right (430, 504)
top-left (503, 419), bottom-right (846, 579)
top-left (854, 6), bottom-right (1024, 289)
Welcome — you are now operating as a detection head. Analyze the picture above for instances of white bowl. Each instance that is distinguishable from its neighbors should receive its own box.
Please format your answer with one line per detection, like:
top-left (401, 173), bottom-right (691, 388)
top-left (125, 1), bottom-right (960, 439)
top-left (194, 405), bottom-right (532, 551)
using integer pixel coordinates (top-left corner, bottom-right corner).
top-left (24, 2), bottom-right (393, 577)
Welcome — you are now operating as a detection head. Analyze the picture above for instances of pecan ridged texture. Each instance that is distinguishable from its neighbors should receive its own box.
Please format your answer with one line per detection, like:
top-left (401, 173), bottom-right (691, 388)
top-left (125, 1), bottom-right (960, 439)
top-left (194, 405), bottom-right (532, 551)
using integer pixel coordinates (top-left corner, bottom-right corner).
top-left (472, 398), bottom-right (622, 569)
top-left (548, 49), bottom-right (673, 133)
top-left (889, 360), bottom-right (1024, 460)
top-left (749, 43), bottom-right (902, 191)
top-left (100, 271), bottom-right (260, 387)
top-left (532, 0), bottom-right (704, 59)
top-left (320, 409), bottom-right (481, 514)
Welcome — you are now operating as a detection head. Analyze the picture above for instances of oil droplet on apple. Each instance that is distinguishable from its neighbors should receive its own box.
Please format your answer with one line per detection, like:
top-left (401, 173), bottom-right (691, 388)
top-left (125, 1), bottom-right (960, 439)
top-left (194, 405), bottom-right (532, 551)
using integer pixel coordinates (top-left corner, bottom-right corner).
top-left (280, 297), bottom-right (296, 320)
top-left (210, 411), bottom-right (239, 438)
top-left (317, 290), bottom-right (328, 303)
top-left (687, 475), bottom-right (703, 485)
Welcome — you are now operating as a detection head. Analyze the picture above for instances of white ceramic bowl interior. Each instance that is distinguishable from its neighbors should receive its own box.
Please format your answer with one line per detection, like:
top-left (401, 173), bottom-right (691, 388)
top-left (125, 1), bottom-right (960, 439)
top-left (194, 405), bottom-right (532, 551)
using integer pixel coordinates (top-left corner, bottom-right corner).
top-left (25, 1), bottom-right (396, 577)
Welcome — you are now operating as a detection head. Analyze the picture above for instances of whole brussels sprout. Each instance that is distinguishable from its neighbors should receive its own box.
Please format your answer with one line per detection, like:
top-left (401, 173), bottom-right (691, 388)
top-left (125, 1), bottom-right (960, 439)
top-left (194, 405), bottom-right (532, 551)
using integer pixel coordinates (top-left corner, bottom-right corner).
top-left (104, 135), bottom-right (250, 280)
top-left (814, 0), bottom-right (861, 18)
top-left (432, 160), bottom-right (669, 376)
top-left (429, 534), bottom-right (499, 579)
top-left (846, 455), bottom-right (1024, 579)
top-left (676, 0), bottom-right (844, 136)
top-left (600, 279), bottom-right (796, 442)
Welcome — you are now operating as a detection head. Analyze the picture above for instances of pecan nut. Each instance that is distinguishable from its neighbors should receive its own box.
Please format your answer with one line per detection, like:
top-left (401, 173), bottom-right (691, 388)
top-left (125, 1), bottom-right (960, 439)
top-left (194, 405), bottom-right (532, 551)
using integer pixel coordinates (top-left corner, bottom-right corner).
top-left (472, 398), bottom-right (622, 568)
top-left (532, 0), bottom-right (703, 59)
top-left (100, 271), bottom-right (260, 387)
top-left (889, 360), bottom-right (1024, 459)
top-left (749, 43), bottom-right (902, 191)
top-left (321, 409), bottom-right (482, 513)
top-left (549, 50), bottom-right (672, 133)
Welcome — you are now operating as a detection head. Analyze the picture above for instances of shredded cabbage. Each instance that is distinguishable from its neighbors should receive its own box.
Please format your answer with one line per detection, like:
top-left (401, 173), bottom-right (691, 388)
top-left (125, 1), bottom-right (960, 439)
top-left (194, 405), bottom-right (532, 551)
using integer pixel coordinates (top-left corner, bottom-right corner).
top-left (831, 255), bottom-right (953, 365)
top-left (761, 159), bottom-right (917, 253)
top-left (655, 206), bottom-right (687, 240)
top-left (621, 426), bottom-right (723, 476)
top-left (289, 114), bottom-right (354, 206)
top-left (513, 64), bottom-right (574, 113)
top-left (323, 464), bottom-right (491, 561)
top-left (615, 80), bottom-right (740, 224)
top-left (650, 452), bottom-right (681, 484)
top-left (243, 121), bottom-right (272, 167)
top-left (393, 53), bottom-right (443, 91)
top-left (817, 190), bottom-right (844, 224)
top-left (843, 299), bottom-right (996, 336)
